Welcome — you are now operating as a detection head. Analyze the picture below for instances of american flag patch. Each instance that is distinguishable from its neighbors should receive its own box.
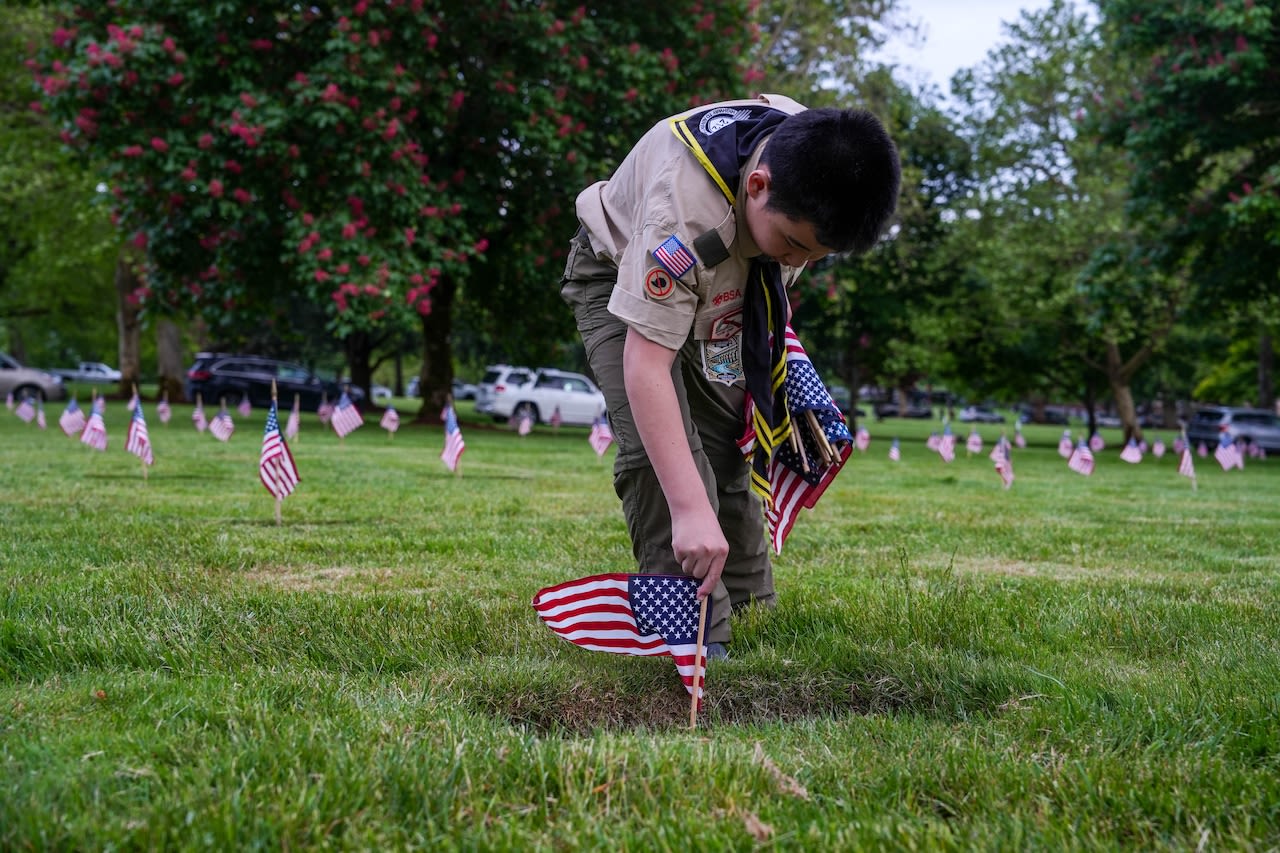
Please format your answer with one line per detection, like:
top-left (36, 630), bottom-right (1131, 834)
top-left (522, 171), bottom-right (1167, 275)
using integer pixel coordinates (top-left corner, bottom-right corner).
top-left (652, 234), bottom-right (696, 278)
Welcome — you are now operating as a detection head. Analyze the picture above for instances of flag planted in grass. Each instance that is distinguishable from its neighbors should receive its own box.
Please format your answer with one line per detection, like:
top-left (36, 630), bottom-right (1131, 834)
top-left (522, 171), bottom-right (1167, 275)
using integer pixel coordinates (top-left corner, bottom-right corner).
top-left (1067, 440), bottom-right (1094, 476)
top-left (1178, 446), bottom-right (1196, 481)
top-left (81, 397), bottom-right (107, 451)
top-left (285, 395), bottom-right (300, 440)
top-left (589, 411), bottom-right (613, 457)
top-left (532, 573), bottom-right (709, 703)
top-left (60, 398), bottom-right (86, 437)
top-left (125, 400), bottom-right (154, 466)
top-left (156, 394), bottom-right (171, 424)
top-left (331, 391), bottom-right (363, 438)
top-left (1120, 439), bottom-right (1143, 464)
top-left (994, 444), bottom-right (1014, 489)
top-left (889, 437), bottom-right (901, 461)
top-left (380, 405), bottom-right (400, 435)
top-left (259, 400), bottom-right (299, 500)
top-left (36, 403), bottom-right (46, 430)
top-left (192, 397), bottom-right (208, 433)
top-left (14, 396), bottom-right (36, 423)
top-left (1214, 438), bottom-right (1244, 471)
top-left (210, 407), bottom-right (234, 442)
top-left (441, 402), bottom-right (465, 471)
top-left (237, 397), bottom-right (252, 418)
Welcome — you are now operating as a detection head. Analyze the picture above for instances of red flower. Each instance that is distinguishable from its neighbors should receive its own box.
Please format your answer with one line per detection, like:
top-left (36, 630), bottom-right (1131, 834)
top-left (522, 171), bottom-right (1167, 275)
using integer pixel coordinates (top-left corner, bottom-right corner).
top-left (208, 179), bottom-right (223, 198)
top-left (232, 188), bottom-right (252, 204)
top-left (150, 137), bottom-right (168, 153)
top-left (198, 133), bottom-right (213, 149)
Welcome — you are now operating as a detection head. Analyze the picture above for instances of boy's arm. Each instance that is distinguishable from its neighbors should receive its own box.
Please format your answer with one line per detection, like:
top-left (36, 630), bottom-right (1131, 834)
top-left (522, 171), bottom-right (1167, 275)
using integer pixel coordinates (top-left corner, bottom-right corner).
top-left (622, 327), bottom-right (728, 599)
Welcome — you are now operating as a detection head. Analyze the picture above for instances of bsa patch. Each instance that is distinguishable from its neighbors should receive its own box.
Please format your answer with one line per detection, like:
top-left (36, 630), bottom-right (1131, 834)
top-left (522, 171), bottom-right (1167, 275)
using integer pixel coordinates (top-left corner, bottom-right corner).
top-left (644, 267), bottom-right (676, 301)
top-left (701, 339), bottom-right (744, 386)
top-left (708, 308), bottom-right (743, 341)
top-left (652, 234), bottom-right (696, 279)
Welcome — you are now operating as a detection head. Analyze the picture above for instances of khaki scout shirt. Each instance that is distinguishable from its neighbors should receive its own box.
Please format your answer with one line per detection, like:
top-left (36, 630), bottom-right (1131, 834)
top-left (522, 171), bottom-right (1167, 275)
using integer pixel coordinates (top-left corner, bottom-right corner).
top-left (575, 94), bottom-right (807, 382)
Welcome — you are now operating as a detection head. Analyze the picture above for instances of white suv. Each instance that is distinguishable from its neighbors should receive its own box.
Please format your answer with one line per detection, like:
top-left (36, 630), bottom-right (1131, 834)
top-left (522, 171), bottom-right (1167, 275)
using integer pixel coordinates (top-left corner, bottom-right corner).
top-left (474, 364), bottom-right (535, 415)
top-left (486, 367), bottom-right (606, 426)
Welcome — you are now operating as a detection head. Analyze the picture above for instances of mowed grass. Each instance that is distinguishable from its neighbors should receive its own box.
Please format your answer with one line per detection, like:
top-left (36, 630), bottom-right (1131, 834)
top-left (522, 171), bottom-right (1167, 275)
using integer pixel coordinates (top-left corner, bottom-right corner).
top-left (2, 399), bottom-right (1278, 850)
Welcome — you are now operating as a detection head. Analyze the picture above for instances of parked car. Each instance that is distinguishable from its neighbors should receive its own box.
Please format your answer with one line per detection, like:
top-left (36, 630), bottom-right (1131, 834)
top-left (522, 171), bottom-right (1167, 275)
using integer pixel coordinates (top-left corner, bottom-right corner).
top-left (474, 364), bottom-right (535, 415)
top-left (342, 377), bottom-right (393, 403)
top-left (184, 354), bottom-right (362, 412)
top-left (1186, 406), bottom-right (1280, 452)
top-left (48, 361), bottom-right (122, 383)
top-left (1017, 405), bottom-right (1070, 425)
top-left (825, 385), bottom-right (867, 418)
top-left (0, 351), bottom-right (67, 402)
top-left (486, 367), bottom-right (606, 426)
top-left (958, 405), bottom-right (1006, 424)
top-left (875, 401), bottom-right (933, 420)
top-left (452, 378), bottom-right (478, 400)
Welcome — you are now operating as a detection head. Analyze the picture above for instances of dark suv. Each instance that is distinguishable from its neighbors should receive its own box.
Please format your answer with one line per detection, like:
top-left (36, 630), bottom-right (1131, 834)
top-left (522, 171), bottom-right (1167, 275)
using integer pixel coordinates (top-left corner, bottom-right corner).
top-left (1186, 406), bottom-right (1280, 452)
top-left (184, 354), bottom-right (362, 411)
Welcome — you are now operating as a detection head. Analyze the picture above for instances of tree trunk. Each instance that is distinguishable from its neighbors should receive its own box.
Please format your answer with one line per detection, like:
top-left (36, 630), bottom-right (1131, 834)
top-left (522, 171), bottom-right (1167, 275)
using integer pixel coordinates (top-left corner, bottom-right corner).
top-left (1259, 330), bottom-right (1274, 412)
top-left (415, 274), bottom-right (456, 422)
top-left (156, 319), bottom-right (185, 402)
top-left (115, 247), bottom-right (142, 398)
top-left (343, 330), bottom-right (374, 405)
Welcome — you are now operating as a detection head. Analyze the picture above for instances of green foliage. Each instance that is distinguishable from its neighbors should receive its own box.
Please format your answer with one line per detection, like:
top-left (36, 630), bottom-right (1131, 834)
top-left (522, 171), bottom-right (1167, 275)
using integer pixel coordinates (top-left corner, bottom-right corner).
top-left (1094, 0), bottom-right (1280, 309)
top-left (31, 1), bottom-right (759, 373)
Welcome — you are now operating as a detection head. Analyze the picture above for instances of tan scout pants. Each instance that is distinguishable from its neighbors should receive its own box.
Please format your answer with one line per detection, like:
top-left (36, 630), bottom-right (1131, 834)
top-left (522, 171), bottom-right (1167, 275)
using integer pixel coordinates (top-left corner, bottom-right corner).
top-left (560, 229), bottom-right (774, 644)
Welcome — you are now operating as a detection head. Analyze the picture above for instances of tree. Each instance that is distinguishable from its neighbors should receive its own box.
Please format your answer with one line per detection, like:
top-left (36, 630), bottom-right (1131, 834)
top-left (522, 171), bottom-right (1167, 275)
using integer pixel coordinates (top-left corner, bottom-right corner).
top-left (1094, 0), bottom-right (1280, 412)
top-left (33, 1), bottom-right (758, 414)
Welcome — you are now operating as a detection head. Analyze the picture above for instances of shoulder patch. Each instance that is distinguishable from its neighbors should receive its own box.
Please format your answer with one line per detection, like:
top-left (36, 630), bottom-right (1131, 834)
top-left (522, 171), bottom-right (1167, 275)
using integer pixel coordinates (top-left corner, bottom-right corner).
top-left (644, 267), bottom-right (676, 301)
top-left (652, 234), bottom-right (696, 279)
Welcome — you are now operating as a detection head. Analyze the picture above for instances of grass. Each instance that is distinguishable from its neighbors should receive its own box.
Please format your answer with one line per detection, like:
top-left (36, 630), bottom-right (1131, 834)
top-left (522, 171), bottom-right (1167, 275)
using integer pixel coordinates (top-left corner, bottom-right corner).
top-left (2, 399), bottom-right (1279, 850)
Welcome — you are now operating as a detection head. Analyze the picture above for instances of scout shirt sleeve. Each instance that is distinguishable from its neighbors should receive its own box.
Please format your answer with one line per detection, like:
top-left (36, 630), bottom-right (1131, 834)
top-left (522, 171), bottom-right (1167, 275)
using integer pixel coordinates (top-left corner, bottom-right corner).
top-left (605, 166), bottom-right (700, 351)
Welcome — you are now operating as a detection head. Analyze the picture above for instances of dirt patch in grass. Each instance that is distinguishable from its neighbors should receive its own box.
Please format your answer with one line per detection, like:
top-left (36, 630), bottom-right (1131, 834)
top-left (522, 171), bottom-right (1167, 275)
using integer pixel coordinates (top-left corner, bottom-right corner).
top-left (241, 565), bottom-right (412, 592)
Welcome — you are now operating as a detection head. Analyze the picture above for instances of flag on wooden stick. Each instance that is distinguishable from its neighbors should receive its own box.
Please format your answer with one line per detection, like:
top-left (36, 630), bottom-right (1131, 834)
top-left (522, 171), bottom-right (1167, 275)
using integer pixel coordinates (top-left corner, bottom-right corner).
top-left (125, 396), bottom-right (154, 468)
top-left (60, 398), bottom-right (87, 437)
top-left (285, 394), bottom-right (300, 440)
top-left (441, 402), bottom-right (465, 472)
top-left (380, 405), bottom-right (400, 436)
top-left (259, 399), bottom-right (299, 501)
top-left (81, 396), bottom-right (108, 451)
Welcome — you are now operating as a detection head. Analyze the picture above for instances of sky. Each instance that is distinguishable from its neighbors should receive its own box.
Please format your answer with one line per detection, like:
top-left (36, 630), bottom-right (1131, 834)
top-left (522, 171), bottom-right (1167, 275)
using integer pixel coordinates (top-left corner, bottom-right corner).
top-left (876, 0), bottom-right (1054, 92)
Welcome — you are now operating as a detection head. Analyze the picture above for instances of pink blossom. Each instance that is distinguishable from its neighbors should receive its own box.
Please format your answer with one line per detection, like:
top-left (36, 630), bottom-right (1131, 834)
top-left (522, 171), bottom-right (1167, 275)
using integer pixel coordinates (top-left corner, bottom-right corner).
top-left (357, 255), bottom-right (371, 267)
top-left (198, 133), bottom-right (213, 149)
top-left (162, 37), bottom-right (176, 53)
top-left (150, 137), bottom-right (168, 153)
top-left (315, 269), bottom-right (331, 282)
top-left (318, 247), bottom-right (333, 260)
top-left (132, 230), bottom-right (148, 248)
top-left (208, 178), bottom-right (223, 198)
top-left (122, 144), bottom-right (143, 157)
top-left (449, 91), bottom-right (465, 111)
top-left (167, 72), bottom-right (184, 86)
top-left (416, 300), bottom-right (431, 316)
top-left (342, 223), bottom-right (358, 239)
top-left (251, 39), bottom-right (273, 51)
top-left (181, 165), bottom-right (197, 181)
top-left (239, 92), bottom-right (258, 108)
top-left (404, 227), bottom-right (416, 246)
top-left (335, 263), bottom-right (350, 275)
top-left (232, 188), bottom-right (252, 204)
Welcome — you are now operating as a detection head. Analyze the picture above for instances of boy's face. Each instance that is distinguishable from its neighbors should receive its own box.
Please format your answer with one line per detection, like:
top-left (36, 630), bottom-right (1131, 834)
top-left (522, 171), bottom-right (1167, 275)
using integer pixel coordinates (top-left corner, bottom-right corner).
top-left (743, 167), bottom-right (834, 268)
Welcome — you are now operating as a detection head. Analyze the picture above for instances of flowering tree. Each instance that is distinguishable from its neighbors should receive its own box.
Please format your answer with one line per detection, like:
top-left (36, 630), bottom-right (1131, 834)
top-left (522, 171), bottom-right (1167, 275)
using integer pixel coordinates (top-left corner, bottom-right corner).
top-left (33, 0), bottom-right (758, 411)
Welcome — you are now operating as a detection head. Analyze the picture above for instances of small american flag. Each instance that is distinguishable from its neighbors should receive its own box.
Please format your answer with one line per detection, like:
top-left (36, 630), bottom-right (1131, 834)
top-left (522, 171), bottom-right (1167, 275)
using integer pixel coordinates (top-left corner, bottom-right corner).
top-left (1152, 439), bottom-right (1166, 458)
top-left (60, 398), bottom-right (87, 437)
top-left (1067, 441), bottom-right (1094, 476)
top-left (1178, 447), bottom-right (1196, 480)
top-left (855, 427), bottom-right (871, 452)
top-left (4, 391), bottom-right (11, 410)
top-left (380, 405), bottom-right (400, 434)
top-left (1214, 439), bottom-right (1244, 471)
top-left (36, 403), bottom-right (46, 430)
top-left (317, 395), bottom-right (334, 425)
top-left (210, 408), bottom-right (235, 442)
top-left (550, 406), bottom-right (562, 429)
top-left (1014, 423), bottom-right (1026, 449)
top-left (126, 391), bottom-right (138, 412)
top-left (532, 573), bottom-right (709, 702)
top-left (237, 396), bottom-right (252, 418)
top-left (441, 403), bottom-right (465, 471)
top-left (888, 438), bottom-right (901, 462)
top-left (285, 395), bottom-right (300, 440)
top-left (81, 397), bottom-right (108, 451)
top-left (1197, 441), bottom-right (1208, 457)
top-left (651, 234), bottom-right (696, 278)
top-left (14, 396), bottom-right (36, 423)
top-left (1119, 439), bottom-right (1143, 464)
top-left (192, 399), bottom-right (208, 432)
top-left (993, 445), bottom-right (1014, 489)
top-left (330, 392), bottom-right (363, 438)
top-left (1089, 433), bottom-right (1105, 452)
top-left (937, 426), bottom-right (956, 463)
top-left (1058, 431), bottom-right (1074, 458)
top-left (589, 412), bottom-right (613, 458)
top-left (517, 409), bottom-right (533, 436)
top-left (925, 432), bottom-right (939, 451)
top-left (966, 430), bottom-right (982, 454)
top-left (259, 400), bottom-right (299, 499)
top-left (1172, 436), bottom-right (1186, 454)
top-left (156, 396), bottom-right (171, 424)
top-left (125, 399), bottom-right (154, 466)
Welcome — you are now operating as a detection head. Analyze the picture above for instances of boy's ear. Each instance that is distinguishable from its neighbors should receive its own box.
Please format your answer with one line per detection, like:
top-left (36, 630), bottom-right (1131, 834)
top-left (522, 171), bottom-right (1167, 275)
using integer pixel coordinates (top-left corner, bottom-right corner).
top-left (745, 167), bottom-right (771, 198)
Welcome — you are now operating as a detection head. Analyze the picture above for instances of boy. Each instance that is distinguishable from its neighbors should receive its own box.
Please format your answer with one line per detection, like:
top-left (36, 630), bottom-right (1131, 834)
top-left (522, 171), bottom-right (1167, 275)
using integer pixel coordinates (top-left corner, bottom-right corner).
top-left (560, 94), bottom-right (900, 655)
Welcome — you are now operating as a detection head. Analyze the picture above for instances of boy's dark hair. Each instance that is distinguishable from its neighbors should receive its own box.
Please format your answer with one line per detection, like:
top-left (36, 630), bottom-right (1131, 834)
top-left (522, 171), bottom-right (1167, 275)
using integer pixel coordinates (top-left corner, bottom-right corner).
top-left (760, 108), bottom-right (901, 255)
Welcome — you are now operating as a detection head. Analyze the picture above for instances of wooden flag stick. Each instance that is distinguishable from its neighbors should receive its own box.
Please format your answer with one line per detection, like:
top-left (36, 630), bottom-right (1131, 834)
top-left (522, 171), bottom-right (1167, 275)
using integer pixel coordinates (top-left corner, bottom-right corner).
top-left (789, 423), bottom-right (810, 473)
top-left (275, 497), bottom-right (282, 526)
top-left (689, 595), bottom-right (709, 730)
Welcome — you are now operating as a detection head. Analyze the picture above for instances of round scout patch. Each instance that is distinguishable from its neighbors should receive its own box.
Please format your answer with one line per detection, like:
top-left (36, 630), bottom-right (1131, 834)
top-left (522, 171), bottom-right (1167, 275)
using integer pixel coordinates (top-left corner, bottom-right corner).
top-left (644, 267), bottom-right (676, 301)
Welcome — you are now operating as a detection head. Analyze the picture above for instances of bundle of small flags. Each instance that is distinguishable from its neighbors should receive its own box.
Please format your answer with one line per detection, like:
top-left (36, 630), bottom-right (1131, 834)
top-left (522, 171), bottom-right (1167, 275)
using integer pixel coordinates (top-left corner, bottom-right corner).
top-left (589, 411), bottom-right (613, 458)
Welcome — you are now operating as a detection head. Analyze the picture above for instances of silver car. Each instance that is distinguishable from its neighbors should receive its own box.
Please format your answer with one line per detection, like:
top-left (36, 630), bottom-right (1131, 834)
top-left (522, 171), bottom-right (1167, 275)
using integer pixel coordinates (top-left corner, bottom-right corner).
top-left (1186, 406), bottom-right (1280, 452)
top-left (0, 352), bottom-right (68, 402)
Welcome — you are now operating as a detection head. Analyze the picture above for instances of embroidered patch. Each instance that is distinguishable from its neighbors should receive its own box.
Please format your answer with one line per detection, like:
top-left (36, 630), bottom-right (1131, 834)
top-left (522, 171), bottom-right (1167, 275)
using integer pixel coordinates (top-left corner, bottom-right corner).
top-left (698, 106), bottom-right (752, 136)
top-left (652, 235), bottom-right (696, 279)
top-left (644, 267), bottom-right (676, 301)
top-left (701, 339), bottom-right (744, 386)
top-left (708, 308), bottom-right (743, 341)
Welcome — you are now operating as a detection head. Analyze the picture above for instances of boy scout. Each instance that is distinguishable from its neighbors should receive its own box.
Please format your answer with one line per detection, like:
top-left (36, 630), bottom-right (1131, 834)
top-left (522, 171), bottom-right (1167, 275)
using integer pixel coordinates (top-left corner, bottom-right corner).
top-left (561, 94), bottom-right (900, 656)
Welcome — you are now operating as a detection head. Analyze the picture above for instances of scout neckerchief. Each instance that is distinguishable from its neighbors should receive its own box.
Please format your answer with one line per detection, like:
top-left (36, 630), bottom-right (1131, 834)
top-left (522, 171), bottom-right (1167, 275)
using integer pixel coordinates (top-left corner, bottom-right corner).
top-left (669, 104), bottom-right (791, 501)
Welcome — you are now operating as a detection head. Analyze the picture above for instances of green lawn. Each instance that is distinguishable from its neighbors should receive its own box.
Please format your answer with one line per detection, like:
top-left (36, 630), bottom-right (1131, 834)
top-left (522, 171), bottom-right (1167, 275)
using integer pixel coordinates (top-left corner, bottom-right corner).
top-left (2, 400), bottom-right (1278, 849)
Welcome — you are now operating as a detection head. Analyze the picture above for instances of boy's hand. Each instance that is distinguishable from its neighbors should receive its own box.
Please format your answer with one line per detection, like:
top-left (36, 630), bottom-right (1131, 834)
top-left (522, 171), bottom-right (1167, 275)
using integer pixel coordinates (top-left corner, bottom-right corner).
top-left (671, 506), bottom-right (728, 600)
